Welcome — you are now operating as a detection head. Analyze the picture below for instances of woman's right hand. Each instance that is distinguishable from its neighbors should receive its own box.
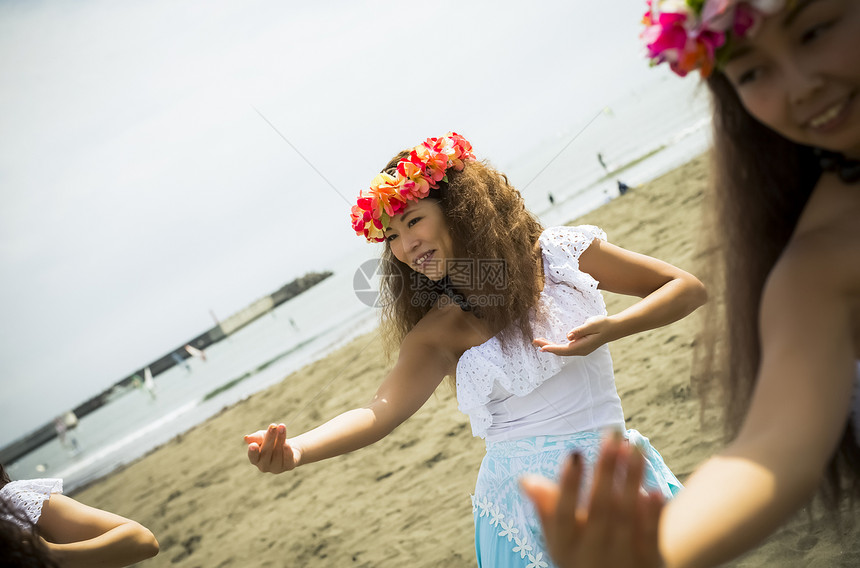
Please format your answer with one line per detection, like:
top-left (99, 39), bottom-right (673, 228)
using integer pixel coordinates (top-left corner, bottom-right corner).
top-left (244, 423), bottom-right (302, 473)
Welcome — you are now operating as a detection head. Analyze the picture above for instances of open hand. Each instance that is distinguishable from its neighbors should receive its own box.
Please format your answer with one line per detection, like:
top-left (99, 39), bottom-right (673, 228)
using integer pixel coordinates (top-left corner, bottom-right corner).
top-left (533, 315), bottom-right (616, 356)
top-left (244, 423), bottom-right (301, 473)
top-left (520, 435), bottom-right (665, 568)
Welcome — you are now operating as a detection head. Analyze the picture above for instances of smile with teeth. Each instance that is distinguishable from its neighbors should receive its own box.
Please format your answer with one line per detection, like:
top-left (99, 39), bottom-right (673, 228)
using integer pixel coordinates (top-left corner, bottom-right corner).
top-left (414, 251), bottom-right (435, 266)
top-left (809, 98), bottom-right (849, 128)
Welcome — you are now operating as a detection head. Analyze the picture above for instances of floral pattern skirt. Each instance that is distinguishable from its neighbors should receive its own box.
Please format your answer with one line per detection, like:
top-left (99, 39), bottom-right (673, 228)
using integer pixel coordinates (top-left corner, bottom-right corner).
top-left (472, 429), bottom-right (682, 568)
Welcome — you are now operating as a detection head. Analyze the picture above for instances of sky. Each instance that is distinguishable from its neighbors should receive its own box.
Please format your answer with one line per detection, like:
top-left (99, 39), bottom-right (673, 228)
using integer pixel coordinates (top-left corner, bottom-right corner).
top-left (0, 0), bottom-right (668, 447)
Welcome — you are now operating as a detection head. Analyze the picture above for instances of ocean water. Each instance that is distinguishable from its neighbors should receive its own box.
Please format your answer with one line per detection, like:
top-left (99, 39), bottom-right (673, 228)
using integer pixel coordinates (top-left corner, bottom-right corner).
top-left (6, 265), bottom-right (381, 491)
top-left (6, 75), bottom-right (713, 492)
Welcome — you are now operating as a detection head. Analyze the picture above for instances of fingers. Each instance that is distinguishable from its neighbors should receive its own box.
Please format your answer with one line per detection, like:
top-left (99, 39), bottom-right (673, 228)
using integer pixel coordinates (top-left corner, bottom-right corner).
top-left (247, 442), bottom-right (261, 465)
top-left (520, 475), bottom-right (560, 527)
top-left (636, 491), bottom-right (666, 563)
top-left (521, 473), bottom-right (564, 563)
top-left (567, 316), bottom-right (602, 340)
top-left (533, 337), bottom-right (571, 355)
top-left (620, 443), bottom-right (646, 514)
top-left (555, 453), bottom-right (583, 531)
top-left (244, 430), bottom-right (266, 445)
top-left (534, 336), bottom-right (598, 356)
top-left (259, 423), bottom-right (277, 460)
top-left (271, 423), bottom-right (287, 471)
top-left (536, 343), bottom-right (569, 355)
top-left (587, 432), bottom-right (622, 534)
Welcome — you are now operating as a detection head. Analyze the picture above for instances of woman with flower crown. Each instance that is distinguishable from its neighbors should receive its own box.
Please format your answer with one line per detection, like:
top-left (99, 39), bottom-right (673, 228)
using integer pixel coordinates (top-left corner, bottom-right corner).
top-left (523, 1), bottom-right (860, 566)
top-left (243, 131), bottom-right (706, 566)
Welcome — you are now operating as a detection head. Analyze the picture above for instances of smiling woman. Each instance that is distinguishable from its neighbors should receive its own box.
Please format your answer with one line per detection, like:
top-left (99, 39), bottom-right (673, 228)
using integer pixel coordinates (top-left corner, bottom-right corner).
top-left (721, 0), bottom-right (860, 154)
top-left (374, 144), bottom-right (545, 360)
top-left (243, 132), bottom-right (706, 567)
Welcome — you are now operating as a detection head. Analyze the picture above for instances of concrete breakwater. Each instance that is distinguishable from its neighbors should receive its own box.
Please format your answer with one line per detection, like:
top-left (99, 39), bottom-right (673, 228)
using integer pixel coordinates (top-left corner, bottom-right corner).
top-left (0, 271), bottom-right (332, 465)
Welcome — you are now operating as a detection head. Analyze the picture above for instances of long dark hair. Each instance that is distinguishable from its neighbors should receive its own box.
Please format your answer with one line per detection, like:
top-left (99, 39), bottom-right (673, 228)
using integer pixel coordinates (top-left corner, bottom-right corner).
top-left (1, 463), bottom-right (10, 488)
top-left (697, 72), bottom-right (860, 508)
top-left (377, 151), bottom-right (544, 363)
top-left (0, 499), bottom-right (61, 568)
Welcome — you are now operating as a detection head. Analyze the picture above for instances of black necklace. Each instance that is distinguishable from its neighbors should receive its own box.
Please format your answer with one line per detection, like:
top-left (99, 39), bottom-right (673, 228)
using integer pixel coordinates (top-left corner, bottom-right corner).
top-left (435, 276), bottom-right (481, 317)
top-left (814, 149), bottom-right (860, 183)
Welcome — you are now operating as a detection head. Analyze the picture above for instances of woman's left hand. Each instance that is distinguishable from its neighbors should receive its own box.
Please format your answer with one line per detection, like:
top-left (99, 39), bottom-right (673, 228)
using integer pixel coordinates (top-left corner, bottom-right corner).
top-left (533, 316), bottom-right (616, 356)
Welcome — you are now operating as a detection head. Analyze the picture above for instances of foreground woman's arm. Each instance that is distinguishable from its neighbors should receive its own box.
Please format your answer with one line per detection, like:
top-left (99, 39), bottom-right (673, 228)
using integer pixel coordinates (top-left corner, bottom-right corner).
top-left (245, 314), bottom-right (460, 473)
top-left (37, 494), bottom-right (159, 567)
top-left (657, 237), bottom-right (857, 567)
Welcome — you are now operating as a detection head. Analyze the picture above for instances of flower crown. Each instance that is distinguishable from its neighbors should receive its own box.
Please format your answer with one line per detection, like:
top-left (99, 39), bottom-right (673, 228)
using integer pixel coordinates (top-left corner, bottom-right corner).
top-left (641, 0), bottom-right (787, 78)
top-left (350, 132), bottom-right (476, 242)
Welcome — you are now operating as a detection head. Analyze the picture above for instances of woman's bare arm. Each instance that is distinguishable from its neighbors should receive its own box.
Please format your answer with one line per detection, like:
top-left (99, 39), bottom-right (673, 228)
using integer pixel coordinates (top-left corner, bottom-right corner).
top-left (658, 236), bottom-right (857, 567)
top-left (535, 239), bottom-right (706, 355)
top-left (246, 312), bottom-right (460, 473)
top-left (37, 494), bottom-right (158, 567)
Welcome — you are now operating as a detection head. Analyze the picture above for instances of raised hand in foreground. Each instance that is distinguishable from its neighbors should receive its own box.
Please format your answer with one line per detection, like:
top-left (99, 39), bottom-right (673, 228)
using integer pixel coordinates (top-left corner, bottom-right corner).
top-left (520, 434), bottom-right (665, 568)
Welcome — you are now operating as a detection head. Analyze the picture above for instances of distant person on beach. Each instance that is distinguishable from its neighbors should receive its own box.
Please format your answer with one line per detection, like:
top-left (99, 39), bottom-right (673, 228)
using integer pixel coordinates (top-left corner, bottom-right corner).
top-left (525, 1), bottom-right (860, 566)
top-left (171, 352), bottom-right (191, 372)
top-left (52, 414), bottom-right (79, 454)
top-left (617, 180), bottom-right (631, 196)
top-left (184, 344), bottom-right (207, 362)
top-left (548, 192), bottom-right (555, 205)
top-left (0, 464), bottom-right (159, 567)
top-left (243, 132), bottom-right (706, 565)
top-left (597, 152), bottom-right (609, 173)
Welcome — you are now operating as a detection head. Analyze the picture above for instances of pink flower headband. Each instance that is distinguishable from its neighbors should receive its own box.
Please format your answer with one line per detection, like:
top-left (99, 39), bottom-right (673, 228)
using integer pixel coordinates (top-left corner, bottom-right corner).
top-left (641, 0), bottom-right (787, 77)
top-left (350, 132), bottom-right (476, 242)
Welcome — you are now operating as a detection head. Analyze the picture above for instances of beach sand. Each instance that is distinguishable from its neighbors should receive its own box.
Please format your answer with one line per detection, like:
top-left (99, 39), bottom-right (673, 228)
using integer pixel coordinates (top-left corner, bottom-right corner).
top-left (74, 154), bottom-right (859, 567)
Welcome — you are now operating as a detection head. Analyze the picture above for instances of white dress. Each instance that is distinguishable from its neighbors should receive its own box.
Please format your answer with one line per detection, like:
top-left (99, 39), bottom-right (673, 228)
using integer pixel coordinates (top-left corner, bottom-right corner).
top-left (0, 478), bottom-right (63, 529)
top-left (457, 226), bottom-right (682, 568)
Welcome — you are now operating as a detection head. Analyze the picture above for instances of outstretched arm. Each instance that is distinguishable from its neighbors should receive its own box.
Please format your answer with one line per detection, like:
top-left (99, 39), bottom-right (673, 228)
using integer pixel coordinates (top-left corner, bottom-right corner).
top-left (37, 494), bottom-right (159, 567)
top-left (535, 239), bottom-right (706, 355)
top-left (245, 326), bottom-right (455, 473)
top-left (657, 243), bottom-right (856, 567)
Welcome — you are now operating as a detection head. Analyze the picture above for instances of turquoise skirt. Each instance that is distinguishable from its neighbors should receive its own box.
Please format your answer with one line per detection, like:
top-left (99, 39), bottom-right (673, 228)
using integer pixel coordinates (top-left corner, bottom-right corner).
top-left (472, 429), bottom-right (682, 568)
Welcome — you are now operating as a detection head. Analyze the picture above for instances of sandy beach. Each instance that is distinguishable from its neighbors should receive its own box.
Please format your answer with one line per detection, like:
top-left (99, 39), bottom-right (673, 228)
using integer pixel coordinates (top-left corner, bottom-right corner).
top-left (73, 155), bottom-right (859, 567)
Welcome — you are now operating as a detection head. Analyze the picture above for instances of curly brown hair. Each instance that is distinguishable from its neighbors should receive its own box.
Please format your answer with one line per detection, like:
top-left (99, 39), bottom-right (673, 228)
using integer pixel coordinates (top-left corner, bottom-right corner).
top-left (696, 72), bottom-right (860, 510)
top-left (375, 150), bottom-right (544, 366)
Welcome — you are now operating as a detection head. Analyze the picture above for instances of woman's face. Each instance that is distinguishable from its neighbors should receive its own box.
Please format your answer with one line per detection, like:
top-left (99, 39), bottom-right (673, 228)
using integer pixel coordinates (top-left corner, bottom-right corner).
top-left (723, 0), bottom-right (860, 158)
top-left (384, 199), bottom-right (454, 282)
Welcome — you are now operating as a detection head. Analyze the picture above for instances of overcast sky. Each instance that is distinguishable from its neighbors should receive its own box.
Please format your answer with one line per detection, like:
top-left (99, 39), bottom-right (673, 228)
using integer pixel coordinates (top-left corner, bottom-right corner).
top-left (0, 0), bottom-right (665, 447)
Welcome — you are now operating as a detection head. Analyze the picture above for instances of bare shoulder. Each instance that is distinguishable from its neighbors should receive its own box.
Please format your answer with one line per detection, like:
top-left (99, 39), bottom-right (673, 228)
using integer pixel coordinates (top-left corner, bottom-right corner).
top-left (406, 301), bottom-right (492, 361)
top-left (781, 173), bottom-right (860, 298)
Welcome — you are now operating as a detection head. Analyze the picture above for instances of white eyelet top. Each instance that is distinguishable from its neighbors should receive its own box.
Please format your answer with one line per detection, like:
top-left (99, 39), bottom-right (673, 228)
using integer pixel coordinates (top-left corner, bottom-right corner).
top-left (456, 226), bottom-right (625, 441)
top-left (0, 478), bottom-right (63, 529)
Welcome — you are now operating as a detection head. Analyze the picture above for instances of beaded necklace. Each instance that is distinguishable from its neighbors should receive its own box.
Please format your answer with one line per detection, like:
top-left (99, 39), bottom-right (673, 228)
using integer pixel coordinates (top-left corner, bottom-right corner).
top-left (815, 149), bottom-right (860, 183)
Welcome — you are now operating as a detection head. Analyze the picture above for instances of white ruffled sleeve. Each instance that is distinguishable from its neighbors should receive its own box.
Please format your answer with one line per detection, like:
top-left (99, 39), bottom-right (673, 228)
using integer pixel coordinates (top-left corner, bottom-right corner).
top-left (539, 225), bottom-right (606, 287)
top-left (0, 478), bottom-right (63, 528)
top-left (455, 226), bottom-right (609, 439)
